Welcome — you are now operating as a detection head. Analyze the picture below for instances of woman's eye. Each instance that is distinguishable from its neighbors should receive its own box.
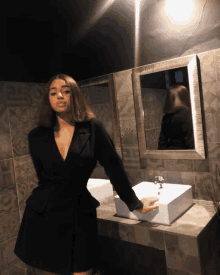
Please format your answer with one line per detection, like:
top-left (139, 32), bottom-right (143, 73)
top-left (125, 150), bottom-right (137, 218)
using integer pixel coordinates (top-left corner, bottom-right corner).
top-left (51, 91), bottom-right (69, 96)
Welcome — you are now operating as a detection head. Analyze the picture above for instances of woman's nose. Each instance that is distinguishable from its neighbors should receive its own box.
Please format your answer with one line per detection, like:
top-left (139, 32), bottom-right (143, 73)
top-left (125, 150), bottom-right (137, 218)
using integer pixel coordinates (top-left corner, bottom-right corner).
top-left (57, 92), bottom-right (64, 97)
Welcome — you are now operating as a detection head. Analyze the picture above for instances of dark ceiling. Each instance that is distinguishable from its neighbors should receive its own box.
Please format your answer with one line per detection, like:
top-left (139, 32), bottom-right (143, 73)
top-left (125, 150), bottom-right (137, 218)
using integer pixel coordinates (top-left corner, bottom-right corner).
top-left (3, 0), bottom-right (220, 83)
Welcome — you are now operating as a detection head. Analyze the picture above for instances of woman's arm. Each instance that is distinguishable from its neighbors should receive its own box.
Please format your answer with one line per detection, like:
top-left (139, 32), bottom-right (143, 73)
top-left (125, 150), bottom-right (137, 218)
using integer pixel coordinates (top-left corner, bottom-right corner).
top-left (158, 115), bottom-right (169, 149)
top-left (181, 111), bottom-right (195, 149)
top-left (95, 120), bottom-right (143, 212)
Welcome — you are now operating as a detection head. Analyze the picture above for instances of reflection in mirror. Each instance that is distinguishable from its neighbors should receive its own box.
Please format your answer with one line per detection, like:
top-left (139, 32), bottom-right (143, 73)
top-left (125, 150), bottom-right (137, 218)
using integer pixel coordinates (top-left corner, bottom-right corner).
top-left (80, 82), bottom-right (114, 139)
top-left (140, 66), bottom-right (195, 150)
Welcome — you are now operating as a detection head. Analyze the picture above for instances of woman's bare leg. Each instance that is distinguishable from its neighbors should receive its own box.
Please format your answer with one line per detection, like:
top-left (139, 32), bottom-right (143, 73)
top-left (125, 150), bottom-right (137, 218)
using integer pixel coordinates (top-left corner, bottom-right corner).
top-left (73, 267), bottom-right (93, 275)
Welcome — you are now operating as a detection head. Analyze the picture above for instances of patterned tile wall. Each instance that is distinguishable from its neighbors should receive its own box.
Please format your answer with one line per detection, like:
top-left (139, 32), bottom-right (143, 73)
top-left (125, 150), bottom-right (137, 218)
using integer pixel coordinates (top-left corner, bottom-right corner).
top-left (142, 88), bottom-right (166, 150)
top-left (0, 47), bottom-right (220, 274)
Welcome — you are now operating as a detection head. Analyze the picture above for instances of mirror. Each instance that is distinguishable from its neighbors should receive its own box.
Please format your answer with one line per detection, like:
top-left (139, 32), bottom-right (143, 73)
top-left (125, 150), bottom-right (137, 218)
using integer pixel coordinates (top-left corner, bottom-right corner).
top-left (140, 66), bottom-right (194, 150)
top-left (78, 74), bottom-right (123, 159)
top-left (132, 55), bottom-right (205, 160)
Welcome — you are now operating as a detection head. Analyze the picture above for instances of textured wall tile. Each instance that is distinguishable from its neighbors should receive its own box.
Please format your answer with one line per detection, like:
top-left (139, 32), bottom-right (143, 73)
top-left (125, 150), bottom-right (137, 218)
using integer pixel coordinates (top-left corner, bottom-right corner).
top-left (209, 159), bottom-right (220, 176)
top-left (164, 233), bottom-right (201, 273)
top-left (119, 119), bottom-right (138, 145)
top-left (165, 171), bottom-right (182, 184)
top-left (202, 82), bottom-right (218, 114)
top-left (204, 113), bottom-right (218, 143)
top-left (216, 80), bottom-right (220, 112)
top-left (193, 159), bottom-right (210, 172)
top-left (134, 226), bottom-right (165, 250)
top-left (198, 51), bottom-right (216, 83)
top-left (165, 171), bottom-right (196, 198)
top-left (180, 172), bottom-right (195, 186)
top-left (98, 219), bottom-right (122, 240)
top-left (117, 95), bottom-right (136, 120)
top-left (29, 83), bottom-right (45, 122)
top-left (209, 160), bottom-right (220, 203)
top-left (113, 69), bottom-right (133, 98)
top-left (194, 172), bottom-right (218, 201)
top-left (121, 145), bottom-right (141, 169)
top-left (5, 82), bottom-right (31, 107)
top-left (118, 223), bottom-right (135, 243)
top-left (145, 159), bottom-right (165, 170)
top-left (207, 143), bottom-right (220, 159)
top-left (177, 235), bottom-right (199, 257)
top-left (214, 50), bottom-right (220, 82)
top-left (0, 238), bottom-right (24, 275)
top-left (91, 103), bottom-right (113, 136)
top-left (13, 155), bottom-right (38, 221)
top-left (0, 132), bottom-right (13, 161)
top-left (215, 114), bottom-right (220, 143)
top-left (164, 159), bottom-right (194, 172)
top-left (8, 107), bottom-right (32, 158)
top-left (0, 158), bottom-right (20, 244)
top-left (0, 94), bottom-right (13, 160)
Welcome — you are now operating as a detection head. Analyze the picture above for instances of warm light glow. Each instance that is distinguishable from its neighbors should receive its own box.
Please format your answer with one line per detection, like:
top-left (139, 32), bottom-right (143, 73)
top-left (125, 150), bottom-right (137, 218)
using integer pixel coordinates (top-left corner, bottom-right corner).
top-left (135, 0), bottom-right (141, 67)
top-left (75, 0), bottom-right (202, 66)
top-left (89, 0), bottom-right (115, 26)
top-left (77, 0), bottom-right (115, 39)
top-left (156, 0), bottom-right (202, 39)
top-left (163, 0), bottom-right (196, 25)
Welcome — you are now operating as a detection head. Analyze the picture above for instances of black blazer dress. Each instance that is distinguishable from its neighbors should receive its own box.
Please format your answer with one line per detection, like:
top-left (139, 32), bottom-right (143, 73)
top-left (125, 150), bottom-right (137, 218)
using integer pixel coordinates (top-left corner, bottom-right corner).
top-left (158, 109), bottom-right (195, 150)
top-left (14, 118), bottom-right (143, 274)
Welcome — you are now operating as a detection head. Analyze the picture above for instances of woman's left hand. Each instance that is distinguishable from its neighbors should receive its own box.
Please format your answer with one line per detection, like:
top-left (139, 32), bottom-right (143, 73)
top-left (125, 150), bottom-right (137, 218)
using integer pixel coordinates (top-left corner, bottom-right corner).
top-left (136, 197), bottom-right (159, 214)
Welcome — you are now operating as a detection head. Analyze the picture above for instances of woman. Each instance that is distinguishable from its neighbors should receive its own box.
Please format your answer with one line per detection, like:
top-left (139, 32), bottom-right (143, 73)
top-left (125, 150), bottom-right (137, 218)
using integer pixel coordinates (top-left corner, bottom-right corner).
top-left (158, 85), bottom-right (195, 150)
top-left (14, 73), bottom-right (159, 275)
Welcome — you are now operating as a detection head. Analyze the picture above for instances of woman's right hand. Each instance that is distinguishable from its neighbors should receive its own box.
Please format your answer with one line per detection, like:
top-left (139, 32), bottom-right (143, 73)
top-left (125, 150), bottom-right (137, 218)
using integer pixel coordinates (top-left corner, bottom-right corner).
top-left (136, 198), bottom-right (159, 214)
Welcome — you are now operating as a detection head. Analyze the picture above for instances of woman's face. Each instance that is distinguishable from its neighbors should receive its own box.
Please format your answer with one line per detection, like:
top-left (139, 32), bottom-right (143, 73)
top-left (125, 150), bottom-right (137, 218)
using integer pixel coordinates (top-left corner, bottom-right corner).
top-left (49, 79), bottom-right (72, 114)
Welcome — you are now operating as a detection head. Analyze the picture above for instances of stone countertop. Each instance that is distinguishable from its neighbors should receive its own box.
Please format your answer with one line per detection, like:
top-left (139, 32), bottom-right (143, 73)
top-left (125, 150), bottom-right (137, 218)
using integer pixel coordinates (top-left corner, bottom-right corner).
top-left (96, 191), bottom-right (220, 239)
top-left (96, 192), bottom-right (220, 274)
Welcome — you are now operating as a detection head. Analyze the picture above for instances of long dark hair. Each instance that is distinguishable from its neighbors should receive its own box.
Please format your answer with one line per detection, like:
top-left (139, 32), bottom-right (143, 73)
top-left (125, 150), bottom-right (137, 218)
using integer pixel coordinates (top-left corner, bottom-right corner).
top-left (36, 73), bottom-right (96, 128)
top-left (163, 85), bottom-right (191, 114)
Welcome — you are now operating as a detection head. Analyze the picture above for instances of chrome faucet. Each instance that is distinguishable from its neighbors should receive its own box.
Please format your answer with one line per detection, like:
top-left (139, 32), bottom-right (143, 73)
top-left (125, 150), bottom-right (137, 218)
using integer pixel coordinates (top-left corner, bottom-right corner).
top-left (154, 176), bottom-right (164, 189)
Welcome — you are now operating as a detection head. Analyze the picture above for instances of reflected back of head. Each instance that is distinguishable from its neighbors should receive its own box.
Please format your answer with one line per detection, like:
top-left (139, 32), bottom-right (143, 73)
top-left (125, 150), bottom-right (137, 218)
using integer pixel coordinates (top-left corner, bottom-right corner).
top-left (163, 85), bottom-right (191, 114)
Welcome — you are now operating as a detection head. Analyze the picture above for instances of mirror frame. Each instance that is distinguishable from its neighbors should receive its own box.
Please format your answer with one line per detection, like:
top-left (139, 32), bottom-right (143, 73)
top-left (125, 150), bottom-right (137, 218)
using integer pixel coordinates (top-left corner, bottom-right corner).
top-left (132, 54), bottom-right (205, 160)
top-left (78, 73), bottom-right (123, 159)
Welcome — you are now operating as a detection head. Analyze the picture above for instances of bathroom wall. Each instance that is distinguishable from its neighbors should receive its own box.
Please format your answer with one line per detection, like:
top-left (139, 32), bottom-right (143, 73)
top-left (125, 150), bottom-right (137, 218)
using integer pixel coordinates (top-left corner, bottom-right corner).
top-left (94, 47), bottom-right (220, 207)
top-left (0, 47), bottom-right (220, 274)
top-left (80, 85), bottom-right (114, 139)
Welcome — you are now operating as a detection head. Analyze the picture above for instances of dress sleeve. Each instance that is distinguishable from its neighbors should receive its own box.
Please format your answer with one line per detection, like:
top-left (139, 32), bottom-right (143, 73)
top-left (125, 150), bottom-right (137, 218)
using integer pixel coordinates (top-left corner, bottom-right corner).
top-left (28, 131), bottom-right (43, 183)
top-left (158, 115), bottom-right (169, 149)
top-left (95, 121), bottom-right (144, 212)
top-left (181, 111), bottom-right (195, 149)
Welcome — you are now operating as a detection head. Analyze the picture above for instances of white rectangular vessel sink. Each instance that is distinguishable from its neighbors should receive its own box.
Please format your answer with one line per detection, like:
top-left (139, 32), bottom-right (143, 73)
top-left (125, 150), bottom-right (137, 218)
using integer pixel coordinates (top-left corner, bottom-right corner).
top-left (88, 178), bottom-right (113, 202)
top-left (115, 181), bottom-right (193, 225)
